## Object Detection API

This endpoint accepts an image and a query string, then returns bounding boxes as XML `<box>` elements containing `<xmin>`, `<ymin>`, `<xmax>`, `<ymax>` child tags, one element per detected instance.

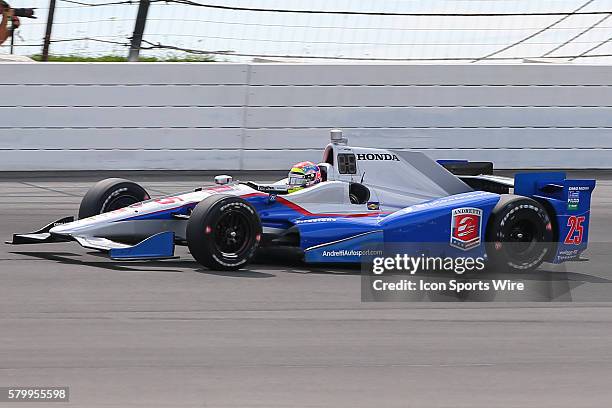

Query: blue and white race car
<box><xmin>8</xmin><ymin>130</ymin><xmax>595</xmax><ymax>272</ymax></box>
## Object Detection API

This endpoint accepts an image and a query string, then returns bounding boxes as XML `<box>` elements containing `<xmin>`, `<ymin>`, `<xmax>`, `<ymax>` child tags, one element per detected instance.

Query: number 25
<box><xmin>564</xmin><ymin>215</ymin><xmax>585</xmax><ymax>245</ymax></box>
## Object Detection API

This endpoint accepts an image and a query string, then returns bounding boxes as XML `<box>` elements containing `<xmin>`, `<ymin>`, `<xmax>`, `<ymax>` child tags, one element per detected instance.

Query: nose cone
<box><xmin>49</xmin><ymin>219</ymin><xmax>79</xmax><ymax>235</ymax></box>
<box><xmin>49</xmin><ymin>213</ymin><xmax>107</xmax><ymax>236</ymax></box>
<box><xmin>48</xmin><ymin>205</ymin><xmax>144</xmax><ymax>238</ymax></box>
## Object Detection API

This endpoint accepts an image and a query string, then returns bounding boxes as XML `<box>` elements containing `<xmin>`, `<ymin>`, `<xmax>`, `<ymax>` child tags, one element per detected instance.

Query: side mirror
<box><xmin>349</xmin><ymin>182</ymin><xmax>370</xmax><ymax>204</ymax></box>
<box><xmin>317</xmin><ymin>163</ymin><xmax>332</xmax><ymax>181</ymax></box>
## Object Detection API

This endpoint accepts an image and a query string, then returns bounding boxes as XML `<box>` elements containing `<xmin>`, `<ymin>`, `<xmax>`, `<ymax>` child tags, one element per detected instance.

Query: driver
<box><xmin>287</xmin><ymin>161</ymin><xmax>322</xmax><ymax>193</ymax></box>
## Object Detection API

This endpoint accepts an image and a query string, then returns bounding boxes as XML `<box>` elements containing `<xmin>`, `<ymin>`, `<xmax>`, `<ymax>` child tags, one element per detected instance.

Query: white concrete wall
<box><xmin>1</xmin><ymin>62</ymin><xmax>610</xmax><ymax>171</ymax></box>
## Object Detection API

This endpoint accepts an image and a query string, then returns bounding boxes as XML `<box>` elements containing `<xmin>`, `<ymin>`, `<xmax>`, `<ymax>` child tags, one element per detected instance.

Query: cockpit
<box><xmin>227</xmin><ymin>129</ymin><xmax>476</xmax><ymax>212</ymax></box>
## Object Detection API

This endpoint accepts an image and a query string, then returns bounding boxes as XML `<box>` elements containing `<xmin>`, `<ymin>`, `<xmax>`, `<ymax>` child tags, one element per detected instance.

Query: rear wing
<box><xmin>515</xmin><ymin>172</ymin><xmax>596</xmax><ymax>263</ymax></box>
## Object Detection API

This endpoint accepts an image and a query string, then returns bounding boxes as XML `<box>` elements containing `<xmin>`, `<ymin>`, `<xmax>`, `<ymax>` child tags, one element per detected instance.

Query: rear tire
<box><xmin>187</xmin><ymin>195</ymin><xmax>262</xmax><ymax>271</ymax></box>
<box><xmin>78</xmin><ymin>178</ymin><xmax>149</xmax><ymax>219</ymax></box>
<box><xmin>485</xmin><ymin>195</ymin><xmax>553</xmax><ymax>273</ymax></box>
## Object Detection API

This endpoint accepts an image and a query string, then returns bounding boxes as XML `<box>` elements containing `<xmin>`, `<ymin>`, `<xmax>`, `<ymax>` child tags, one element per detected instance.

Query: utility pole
<box><xmin>41</xmin><ymin>0</ymin><xmax>57</xmax><ymax>61</ymax></box>
<box><xmin>128</xmin><ymin>0</ymin><xmax>150</xmax><ymax>61</ymax></box>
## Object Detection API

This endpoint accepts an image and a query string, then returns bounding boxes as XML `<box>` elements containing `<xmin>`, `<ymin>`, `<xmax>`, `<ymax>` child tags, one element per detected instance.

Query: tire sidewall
<box><xmin>78</xmin><ymin>178</ymin><xmax>149</xmax><ymax>219</ymax></box>
<box><xmin>486</xmin><ymin>197</ymin><xmax>553</xmax><ymax>272</ymax></box>
<box><xmin>187</xmin><ymin>195</ymin><xmax>262</xmax><ymax>270</ymax></box>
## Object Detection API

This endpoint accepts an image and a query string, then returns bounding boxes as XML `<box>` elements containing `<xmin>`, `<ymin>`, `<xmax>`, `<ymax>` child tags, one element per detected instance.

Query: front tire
<box><xmin>187</xmin><ymin>195</ymin><xmax>262</xmax><ymax>271</ymax></box>
<box><xmin>78</xmin><ymin>178</ymin><xmax>149</xmax><ymax>219</ymax></box>
<box><xmin>485</xmin><ymin>195</ymin><xmax>553</xmax><ymax>273</ymax></box>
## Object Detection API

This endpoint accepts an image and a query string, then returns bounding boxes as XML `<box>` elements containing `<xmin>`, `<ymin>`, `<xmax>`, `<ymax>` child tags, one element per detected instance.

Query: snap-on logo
<box><xmin>356</xmin><ymin>153</ymin><xmax>400</xmax><ymax>161</ymax></box>
<box><xmin>450</xmin><ymin>207</ymin><xmax>482</xmax><ymax>251</ymax></box>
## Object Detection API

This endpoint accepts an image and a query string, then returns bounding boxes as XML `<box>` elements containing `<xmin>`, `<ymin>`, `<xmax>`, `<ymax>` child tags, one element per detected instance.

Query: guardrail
<box><xmin>0</xmin><ymin>63</ymin><xmax>610</xmax><ymax>170</ymax></box>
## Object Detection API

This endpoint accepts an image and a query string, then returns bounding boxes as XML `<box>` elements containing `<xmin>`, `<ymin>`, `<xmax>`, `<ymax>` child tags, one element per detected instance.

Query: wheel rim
<box><xmin>505</xmin><ymin>219</ymin><xmax>537</xmax><ymax>256</ymax></box>
<box><xmin>213</xmin><ymin>210</ymin><xmax>252</xmax><ymax>257</ymax></box>
<box><xmin>103</xmin><ymin>194</ymin><xmax>140</xmax><ymax>212</ymax></box>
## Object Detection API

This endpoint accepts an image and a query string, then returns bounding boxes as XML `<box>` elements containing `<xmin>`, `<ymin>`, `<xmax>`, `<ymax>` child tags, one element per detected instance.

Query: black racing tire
<box><xmin>186</xmin><ymin>195</ymin><xmax>262</xmax><ymax>271</ymax></box>
<box><xmin>78</xmin><ymin>178</ymin><xmax>150</xmax><ymax>219</ymax></box>
<box><xmin>485</xmin><ymin>195</ymin><xmax>553</xmax><ymax>273</ymax></box>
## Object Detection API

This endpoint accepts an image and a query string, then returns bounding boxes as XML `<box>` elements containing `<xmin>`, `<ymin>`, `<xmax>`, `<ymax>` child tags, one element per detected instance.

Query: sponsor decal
<box><xmin>367</xmin><ymin>202</ymin><xmax>380</xmax><ymax>210</ymax></box>
<box><xmin>154</xmin><ymin>196</ymin><xmax>185</xmax><ymax>205</ymax></box>
<box><xmin>567</xmin><ymin>190</ymin><xmax>580</xmax><ymax>211</ymax></box>
<box><xmin>356</xmin><ymin>153</ymin><xmax>400</xmax><ymax>161</ymax></box>
<box><xmin>205</xmin><ymin>185</ymin><xmax>234</xmax><ymax>193</ymax></box>
<box><xmin>257</xmin><ymin>185</ymin><xmax>288</xmax><ymax>193</ymax></box>
<box><xmin>450</xmin><ymin>207</ymin><xmax>482</xmax><ymax>251</ymax></box>
<box><xmin>322</xmin><ymin>249</ymin><xmax>382</xmax><ymax>257</ymax></box>
<box><xmin>557</xmin><ymin>248</ymin><xmax>579</xmax><ymax>258</ymax></box>
<box><xmin>295</xmin><ymin>217</ymin><xmax>337</xmax><ymax>224</ymax></box>
<box><xmin>268</xmin><ymin>194</ymin><xmax>277</xmax><ymax>203</ymax></box>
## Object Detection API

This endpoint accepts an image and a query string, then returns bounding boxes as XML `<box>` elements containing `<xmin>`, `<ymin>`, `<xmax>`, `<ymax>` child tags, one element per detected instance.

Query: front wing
<box><xmin>8</xmin><ymin>217</ymin><xmax>176</xmax><ymax>261</ymax></box>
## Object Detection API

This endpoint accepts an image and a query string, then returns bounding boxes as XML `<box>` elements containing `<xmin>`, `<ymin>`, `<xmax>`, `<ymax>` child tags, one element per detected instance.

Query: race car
<box><xmin>8</xmin><ymin>129</ymin><xmax>595</xmax><ymax>272</ymax></box>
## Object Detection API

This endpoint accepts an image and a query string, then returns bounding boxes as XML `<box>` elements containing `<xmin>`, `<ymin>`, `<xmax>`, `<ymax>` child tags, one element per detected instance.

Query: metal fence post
<box><xmin>41</xmin><ymin>0</ymin><xmax>57</xmax><ymax>61</ymax></box>
<box><xmin>128</xmin><ymin>0</ymin><xmax>150</xmax><ymax>61</ymax></box>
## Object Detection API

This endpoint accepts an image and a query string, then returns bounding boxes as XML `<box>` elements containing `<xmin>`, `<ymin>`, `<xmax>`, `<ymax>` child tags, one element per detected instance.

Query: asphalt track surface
<box><xmin>2</xmin><ymin>171</ymin><xmax>612</xmax><ymax>407</ymax></box>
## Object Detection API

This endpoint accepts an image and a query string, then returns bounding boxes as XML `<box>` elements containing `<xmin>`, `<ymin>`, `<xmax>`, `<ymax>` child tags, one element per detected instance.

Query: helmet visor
<box><xmin>288</xmin><ymin>173</ymin><xmax>306</xmax><ymax>186</ymax></box>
